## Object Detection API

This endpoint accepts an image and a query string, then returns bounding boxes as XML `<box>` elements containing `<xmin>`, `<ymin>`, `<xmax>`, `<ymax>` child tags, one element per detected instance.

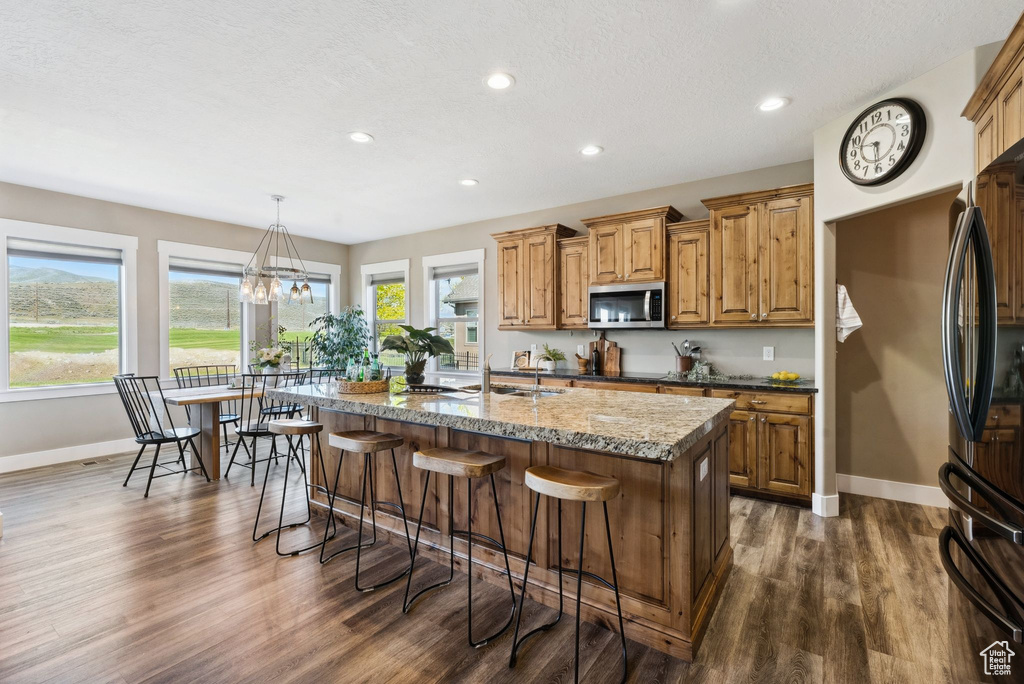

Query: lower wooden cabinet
<box><xmin>757</xmin><ymin>412</ymin><xmax>811</xmax><ymax>497</ymax></box>
<box><xmin>726</xmin><ymin>411</ymin><xmax>758</xmax><ymax>489</ymax></box>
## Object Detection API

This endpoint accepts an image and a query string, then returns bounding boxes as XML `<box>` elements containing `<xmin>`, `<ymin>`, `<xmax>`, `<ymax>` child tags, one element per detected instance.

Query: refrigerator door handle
<box><xmin>939</xmin><ymin>460</ymin><xmax>1024</xmax><ymax>544</ymax></box>
<box><xmin>939</xmin><ymin>525</ymin><xmax>1024</xmax><ymax>644</ymax></box>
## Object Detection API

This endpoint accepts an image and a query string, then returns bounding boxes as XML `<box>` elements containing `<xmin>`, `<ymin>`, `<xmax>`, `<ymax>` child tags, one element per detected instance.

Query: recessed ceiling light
<box><xmin>757</xmin><ymin>97</ymin><xmax>789</xmax><ymax>112</ymax></box>
<box><xmin>580</xmin><ymin>145</ymin><xmax>604</xmax><ymax>156</ymax></box>
<box><xmin>459</xmin><ymin>178</ymin><xmax>479</xmax><ymax>186</ymax></box>
<box><xmin>486</xmin><ymin>73</ymin><xmax>515</xmax><ymax>90</ymax></box>
<box><xmin>349</xmin><ymin>131</ymin><xmax>374</xmax><ymax>143</ymax></box>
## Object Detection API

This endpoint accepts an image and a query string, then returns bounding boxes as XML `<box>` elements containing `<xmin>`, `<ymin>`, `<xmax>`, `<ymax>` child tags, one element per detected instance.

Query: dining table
<box><xmin>163</xmin><ymin>385</ymin><xmax>263</xmax><ymax>480</ymax></box>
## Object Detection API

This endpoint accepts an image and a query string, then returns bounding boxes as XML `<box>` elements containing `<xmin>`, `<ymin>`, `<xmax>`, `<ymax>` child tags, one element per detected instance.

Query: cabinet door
<box><xmin>559</xmin><ymin>241</ymin><xmax>589</xmax><ymax>328</ymax></box>
<box><xmin>999</xmin><ymin>64</ymin><xmax>1024</xmax><ymax>155</ymax></box>
<box><xmin>522</xmin><ymin>233</ymin><xmax>556</xmax><ymax>327</ymax></box>
<box><xmin>590</xmin><ymin>224</ymin><xmax>624</xmax><ymax>284</ymax></box>
<box><xmin>710</xmin><ymin>205</ymin><xmax>760</xmax><ymax>324</ymax></box>
<box><xmin>622</xmin><ymin>218</ymin><xmax>665</xmax><ymax>282</ymax></box>
<box><xmin>726</xmin><ymin>410</ymin><xmax>758</xmax><ymax>488</ymax></box>
<box><xmin>759</xmin><ymin>196</ymin><xmax>813</xmax><ymax>323</ymax></box>
<box><xmin>667</xmin><ymin>227</ymin><xmax>709</xmax><ymax>327</ymax></box>
<box><xmin>977</xmin><ymin>99</ymin><xmax>999</xmax><ymax>173</ymax></box>
<box><xmin>496</xmin><ymin>238</ymin><xmax>523</xmax><ymax>327</ymax></box>
<box><xmin>757</xmin><ymin>412</ymin><xmax>811</xmax><ymax>497</ymax></box>
<box><xmin>573</xmin><ymin>380</ymin><xmax>658</xmax><ymax>393</ymax></box>
<box><xmin>976</xmin><ymin>169</ymin><xmax>1015</xmax><ymax>322</ymax></box>
<box><xmin>1017</xmin><ymin>195</ymin><xmax>1024</xmax><ymax>321</ymax></box>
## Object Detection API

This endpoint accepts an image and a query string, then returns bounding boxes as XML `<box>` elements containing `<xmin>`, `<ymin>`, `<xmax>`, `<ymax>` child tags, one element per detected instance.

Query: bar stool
<box><xmin>509</xmin><ymin>465</ymin><xmax>627</xmax><ymax>684</ymax></box>
<box><xmin>253</xmin><ymin>419</ymin><xmax>338</xmax><ymax>557</ymax></box>
<box><xmin>320</xmin><ymin>430</ymin><xmax>414</xmax><ymax>592</ymax></box>
<box><xmin>402</xmin><ymin>447</ymin><xmax>517</xmax><ymax>647</ymax></box>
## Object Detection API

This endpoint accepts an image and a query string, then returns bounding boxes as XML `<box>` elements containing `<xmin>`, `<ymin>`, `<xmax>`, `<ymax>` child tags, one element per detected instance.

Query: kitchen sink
<box><xmin>456</xmin><ymin>384</ymin><xmax>564</xmax><ymax>398</ymax></box>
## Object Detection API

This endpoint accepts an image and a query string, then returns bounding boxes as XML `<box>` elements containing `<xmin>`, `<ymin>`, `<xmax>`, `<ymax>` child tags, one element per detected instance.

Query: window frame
<box><xmin>0</xmin><ymin>219</ymin><xmax>138</xmax><ymax>402</ymax></box>
<box><xmin>361</xmin><ymin>259</ymin><xmax>410</xmax><ymax>368</ymax></box>
<box><xmin>422</xmin><ymin>249</ymin><xmax>485</xmax><ymax>376</ymax></box>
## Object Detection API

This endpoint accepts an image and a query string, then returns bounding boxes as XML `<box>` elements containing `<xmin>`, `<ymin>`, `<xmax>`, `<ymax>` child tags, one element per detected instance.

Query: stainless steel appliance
<box><xmin>941</xmin><ymin>139</ymin><xmax>1024</xmax><ymax>680</ymax></box>
<box><xmin>588</xmin><ymin>282</ymin><xmax>665</xmax><ymax>329</ymax></box>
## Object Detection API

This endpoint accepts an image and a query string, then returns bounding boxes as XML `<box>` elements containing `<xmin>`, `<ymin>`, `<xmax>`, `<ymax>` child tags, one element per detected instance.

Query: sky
<box><xmin>10</xmin><ymin>256</ymin><xmax>117</xmax><ymax>281</ymax></box>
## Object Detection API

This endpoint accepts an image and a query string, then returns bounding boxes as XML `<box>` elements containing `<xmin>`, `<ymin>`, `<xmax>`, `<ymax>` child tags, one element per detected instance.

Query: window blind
<box><xmin>7</xmin><ymin>237</ymin><xmax>123</xmax><ymax>265</ymax></box>
<box><xmin>168</xmin><ymin>255</ymin><xmax>243</xmax><ymax>278</ymax></box>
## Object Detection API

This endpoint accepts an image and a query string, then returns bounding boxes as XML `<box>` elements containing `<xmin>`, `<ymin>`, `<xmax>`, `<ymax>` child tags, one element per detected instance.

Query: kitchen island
<box><xmin>267</xmin><ymin>382</ymin><xmax>734</xmax><ymax>661</ymax></box>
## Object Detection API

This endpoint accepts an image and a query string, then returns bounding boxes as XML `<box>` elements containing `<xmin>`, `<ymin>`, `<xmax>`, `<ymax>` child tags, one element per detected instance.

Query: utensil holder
<box><xmin>676</xmin><ymin>356</ymin><xmax>693</xmax><ymax>373</ymax></box>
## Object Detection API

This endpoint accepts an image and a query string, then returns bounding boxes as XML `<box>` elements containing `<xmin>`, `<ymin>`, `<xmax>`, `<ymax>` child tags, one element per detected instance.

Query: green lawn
<box><xmin>169</xmin><ymin>327</ymin><xmax>241</xmax><ymax>350</ymax></box>
<box><xmin>9</xmin><ymin>325</ymin><xmax>119</xmax><ymax>353</ymax></box>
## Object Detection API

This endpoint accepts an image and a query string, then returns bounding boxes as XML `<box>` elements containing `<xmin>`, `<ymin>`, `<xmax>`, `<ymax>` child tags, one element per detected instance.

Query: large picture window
<box><xmin>167</xmin><ymin>257</ymin><xmax>244</xmax><ymax>375</ymax></box>
<box><xmin>276</xmin><ymin>273</ymin><xmax>330</xmax><ymax>367</ymax></box>
<box><xmin>371</xmin><ymin>276</ymin><xmax>407</xmax><ymax>368</ymax></box>
<box><xmin>434</xmin><ymin>268</ymin><xmax>480</xmax><ymax>371</ymax></box>
<box><xmin>7</xmin><ymin>238</ymin><xmax>125</xmax><ymax>389</ymax></box>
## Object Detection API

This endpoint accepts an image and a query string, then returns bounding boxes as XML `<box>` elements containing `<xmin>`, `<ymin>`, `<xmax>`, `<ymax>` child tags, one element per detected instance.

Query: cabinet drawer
<box><xmin>659</xmin><ymin>385</ymin><xmax>706</xmax><ymax>397</ymax></box>
<box><xmin>709</xmin><ymin>389</ymin><xmax>811</xmax><ymax>414</ymax></box>
<box><xmin>987</xmin><ymin>404</ymin><xmax>1021</xmax><ymax>427</ymax></box>
<box><xmin>574</xmin><ymin>380</ymin><xmax>658</xmax><ymax>393</ymax></box>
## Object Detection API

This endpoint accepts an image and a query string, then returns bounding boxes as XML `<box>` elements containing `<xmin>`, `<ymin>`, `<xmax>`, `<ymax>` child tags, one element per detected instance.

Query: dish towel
<box><xmin>836</xmin><ymin>284</ymin><xmax>863</xmax><ymax>343</ymax></box>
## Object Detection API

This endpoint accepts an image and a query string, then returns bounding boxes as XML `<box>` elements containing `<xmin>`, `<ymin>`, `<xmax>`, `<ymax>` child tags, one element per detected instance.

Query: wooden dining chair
<box><xmin>172</xmin><ymin>364</ymin><xmax>240</xmax><ymax>454</ymax></box>
<box><xmin>113</xmin><ymin>374</ymin><xmax>211</xmax><ymax>498</ymax></box>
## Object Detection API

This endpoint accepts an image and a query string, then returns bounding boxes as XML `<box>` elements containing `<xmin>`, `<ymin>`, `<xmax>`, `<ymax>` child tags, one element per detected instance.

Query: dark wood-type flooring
<box><xmin>0</xmin><ymin>446</ymin><xmax>969</xmax><ymax>682</ymax></box>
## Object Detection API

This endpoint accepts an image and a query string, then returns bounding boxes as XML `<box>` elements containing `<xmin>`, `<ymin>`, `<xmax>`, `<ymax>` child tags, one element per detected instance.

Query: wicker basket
<box><xmin>336</xmin><ymin>378</ymin><xmax>390</xmax><ymax>394</ymax></box>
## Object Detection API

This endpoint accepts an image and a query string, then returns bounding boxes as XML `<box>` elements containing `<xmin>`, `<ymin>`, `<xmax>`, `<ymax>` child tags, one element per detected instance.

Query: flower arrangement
<box><xmin>251</xmin><ymin>346</ymin><xmax>287</xmax><ymax>369</ymax></box>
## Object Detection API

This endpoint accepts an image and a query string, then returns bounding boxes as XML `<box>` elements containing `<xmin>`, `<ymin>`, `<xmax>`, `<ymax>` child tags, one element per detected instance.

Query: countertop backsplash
<box><xmin>488</xmin><ymin>327</ymin><xmax>815</xmax><ymax>379</ymax></box>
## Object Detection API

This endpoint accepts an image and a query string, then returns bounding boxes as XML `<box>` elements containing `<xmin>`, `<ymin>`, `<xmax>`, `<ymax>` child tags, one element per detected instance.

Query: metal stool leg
<box><xmin>466</xmin><ymin>473</ymin><xmax>517</xmax><ymax>647</ymax></box>
<box><xmin>320</xmin><ymin>450</ymin><xmax>378</xmax><ymax>564</ymax></box>
<box><xmin>225</xmin><ymin>436</ymin><xmax>243</xmax><ymax>477</ymax></box>
<box><xmin>354</xmin><ymin>450</ymin><xmax>412</xmax><ymax>592</ymax></box>
<box><xmin>403</xmin><ymin>472</ymin><xmax>456</xmax><ymax>612</ymax></box>
<box><xmin>573</xmin><ymin>502</ymin><xmax>587</xmax><ymax>684</ymax></box>
<box><xmin>143</xmin><ymin>443</ymin><xmax>162</xmax><ymax>498</ymax></box>
<box><xmin>510</xmin><ymin>495</ymin><xmax>565</xmax><ymax>667</ymax></box>
<box><xmin>187</xmin><ymin>437</ymin><xmax>211</xmax><ymax>482</ymax></box>
<box><xmin>604</xmin><ymin>501</ymin><xmax>628</xmax><ymax>684</ymax></box>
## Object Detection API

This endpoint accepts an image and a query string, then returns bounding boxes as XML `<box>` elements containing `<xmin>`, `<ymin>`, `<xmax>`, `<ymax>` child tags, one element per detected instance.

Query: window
<box><xmin>276</xmin><ymin>273</ymin><xmax>331</xmax><ymax>368</ymax></box>
<box><xmin>372</xmin><ymin>276</ymin><xmax>407</xmax><ymax>368</ymax></box>
<box><xmin>167</xmin><ymin>256</ymin><xmax>244</xmax><ymax>375</ymax></box>
<box><xmin>1</xmin><ymin>221</ymin><xmax>137</xmax><ymax>399</ymax></box>
<box><xmin>423</xmin><ymin>250</ymin><xmax>484</xmax><ymax>374</ymax></box>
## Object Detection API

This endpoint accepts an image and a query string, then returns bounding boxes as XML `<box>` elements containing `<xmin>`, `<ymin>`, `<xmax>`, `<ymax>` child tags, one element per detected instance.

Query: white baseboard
<box><xmin>812</xmin><ymin>492</ymin><xmax>840</xmax><ymax>517</ymax></box>
<box><xmin>837</xmin><ymin>473</ymin><xmax>948</xmax><ymax>508</ymax></box>
<box><xmin>0</xmin><ymin>438</ymin><xmax>137</xmax><ymax>475</ymax></box>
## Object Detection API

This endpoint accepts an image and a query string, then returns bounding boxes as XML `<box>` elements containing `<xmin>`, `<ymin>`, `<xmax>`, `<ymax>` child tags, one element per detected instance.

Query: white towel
<box><xmin>836</xmin><ymin>284</ymin><xmax>863</xmax><ymax>343</ymax></box>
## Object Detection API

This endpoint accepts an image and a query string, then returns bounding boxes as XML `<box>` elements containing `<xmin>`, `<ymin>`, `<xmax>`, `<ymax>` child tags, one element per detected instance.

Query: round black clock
<box><xmin>839</xmin><ymin>98</ymin><xmax>926</xmax><ymax>186</ymax></box>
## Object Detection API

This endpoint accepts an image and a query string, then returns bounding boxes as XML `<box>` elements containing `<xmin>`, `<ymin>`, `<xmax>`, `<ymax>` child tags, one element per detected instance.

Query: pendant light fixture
<box><xmin>239</xmin><ymin>195</ymin><xmax>313</xmax><ymax>305</ymax></box>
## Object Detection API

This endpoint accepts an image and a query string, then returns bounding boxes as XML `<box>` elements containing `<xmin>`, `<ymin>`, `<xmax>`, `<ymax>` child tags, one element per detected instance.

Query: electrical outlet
<box><xmin>763</xmin><ymin>346</ymin><xmax>775</xmax><ymax>361</ymax></box>
<box><xmin>699</xmin><ymin>457</ymin><xmax>709</xmax><ymax>481</ymax></box>
<box><xmin>530</xmin><ymin>343</ymin><xmax>538</xmax><ymax>354</ymax></box>
<box><xmin>577</xmin><ymin>344</ymin><xmax>586</xmax><ymax>357</ymax></box>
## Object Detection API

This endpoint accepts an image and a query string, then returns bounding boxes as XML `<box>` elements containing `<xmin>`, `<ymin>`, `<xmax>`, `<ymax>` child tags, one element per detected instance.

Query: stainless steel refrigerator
<box><xmin>941</xmin><ymin>139</ymin><xmax>1024</xmax><ymax>681</ymax></box>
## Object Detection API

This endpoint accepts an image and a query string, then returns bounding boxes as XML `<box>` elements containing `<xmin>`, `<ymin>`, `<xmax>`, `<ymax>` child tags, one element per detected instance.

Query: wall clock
<box><xmin>839</xmin><ymin>98</ymin><xmax>926</xmax><ymax>186</ymax></box>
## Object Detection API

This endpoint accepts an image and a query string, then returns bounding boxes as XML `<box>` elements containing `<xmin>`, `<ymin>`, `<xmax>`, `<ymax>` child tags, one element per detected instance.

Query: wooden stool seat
<box><xmin>268</xmin><ymin>419</ymin><xmax>323</xmax><ymax>436</ymax></box>
<box><xmin>329</xmin><ymin>430</ymin><xmax>404</xmax><ymax>454</ymax></box>
<box><xmin>524</xmin><ymin>465</ymin><xmax>620</xmax><ymax>502</ymax></box>
<box><xmin>413</xmin><ymin>447</ymin><xmax>506</xmax><ymax>479</ymax></box>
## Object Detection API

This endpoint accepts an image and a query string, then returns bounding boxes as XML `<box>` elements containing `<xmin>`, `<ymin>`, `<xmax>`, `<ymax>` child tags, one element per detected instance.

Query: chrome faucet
<box><xmin>482</xmin><ymin>353</ymin><xmax>493</xmax><ymax>394</ymax></box>
<box><xmin>534</xmin><ymin>365</ymin><xmax>541</xmax><ymax>393</ymax></box>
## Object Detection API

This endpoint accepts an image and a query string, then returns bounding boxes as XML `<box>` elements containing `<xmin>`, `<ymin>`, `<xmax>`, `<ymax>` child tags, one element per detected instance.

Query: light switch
<box><xmin>763</xmin><ymin>346</ymin><xmax>775</xmax><ymax>361</ymax></box>
<box><xmin>530</xmin><ymin>343</ymin><xmax>538</xmax><ymax>354</ymax></box>
<box><xmin>577</xmin><ymin>344</ymin><xmax>586</xmax><ymax>357</ymax></box>
<box><xmin>699</xmin><ymin>457</ymin><xmax>709</xmax><ymax>481</ymax></box>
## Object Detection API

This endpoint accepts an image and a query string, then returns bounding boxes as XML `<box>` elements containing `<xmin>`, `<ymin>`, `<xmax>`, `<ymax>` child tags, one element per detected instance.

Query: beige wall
<box><xmin>835</xmin><ymin>189</ymin><xmax>958</xmax><ymax>486</ymax></box>
<box><xmin>348</xmin><ymin>160</ymin><xmax>815</xmax><ymax>378</ymax></box>
<box><xmin>0</xmin><ymin>181</ymin><xmax>348</xmax><ymax>459</ymax></box>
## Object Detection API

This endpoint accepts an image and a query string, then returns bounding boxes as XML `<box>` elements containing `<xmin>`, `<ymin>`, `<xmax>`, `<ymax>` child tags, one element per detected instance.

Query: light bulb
<box><xmin>289</xmin><ymin>282</ymin><xmax>301</xmax><ymax>302</ymax></box>
<box><xmin>268</xmin><ymin>277</ymin><xmax>284</xmax><ymax>302</ymax></box>
<box><xmin>300</xmin><ymin>279</ymin><xmax>313</xmax><ymax>303</ymax></box>
<box><xmin>254</xmin><ymin>279</ymin><xmax>268</xmax><ymax>305</ymax></box>
<box><xmin>238</xmin><ymin>278</ymin><xmax>255</xmax><ymax>303</ymax></box>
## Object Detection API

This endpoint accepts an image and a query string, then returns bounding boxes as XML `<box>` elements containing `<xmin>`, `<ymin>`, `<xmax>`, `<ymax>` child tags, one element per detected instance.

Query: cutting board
<box><xmin>588</xmin><ymin>334</ymin><xmax>621</xmax><ymax>375</ymax></box>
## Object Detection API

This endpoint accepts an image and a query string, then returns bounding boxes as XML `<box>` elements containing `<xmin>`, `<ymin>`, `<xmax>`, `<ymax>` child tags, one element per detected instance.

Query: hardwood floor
<box><xmin>0</xmin><ymin>448</ymin><xmax>967</xmax><ymax>683</ymax></box>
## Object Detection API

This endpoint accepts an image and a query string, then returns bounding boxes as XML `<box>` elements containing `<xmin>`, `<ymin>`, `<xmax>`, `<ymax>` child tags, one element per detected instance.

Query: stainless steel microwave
<box><xmin>588</xmin><ymin>282</ymin><xmax>665</xmax><ymax>329</ymax></box>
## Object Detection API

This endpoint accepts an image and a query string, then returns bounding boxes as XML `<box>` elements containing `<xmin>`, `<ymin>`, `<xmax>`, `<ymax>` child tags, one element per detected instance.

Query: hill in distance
<box><xmin>9</xmin><ymin>265</ymin><xmax>113</xmax><ymax>284</ymax></box>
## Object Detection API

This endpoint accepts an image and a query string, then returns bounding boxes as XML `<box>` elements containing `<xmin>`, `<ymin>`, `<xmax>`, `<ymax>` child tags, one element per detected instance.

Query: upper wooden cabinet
<box><xmin>581</xmin><ymin>206</ymin><xmax>683</xmax><ymax>284</ymax></box>
<box><xmin>964</xmin><ymin>13</ymin><xmax>1024</xmax><ymax>171</ymax></box>
<box><xmin>702</xmin><ymin>184</ymin><xmax>814</xmax><ymax>326</ymax></box>
<box><xmin>558</xmin><ymin>237</ymin><xmax>589</xmax><ymax>329</ymax></box>
<box><xmin>492</xmin><ymin>224</ymin><xmax>575</xmax><ymax>330</ymax></box>
<box><xmin>666</xmin><ymin>219</ymin><xmax>710</xmax><ymax>327</ymax></box>
<box><xmin>976</xmin><ymin>166</ymin><xmax>1016</xmax><ymax>323</ymax></box>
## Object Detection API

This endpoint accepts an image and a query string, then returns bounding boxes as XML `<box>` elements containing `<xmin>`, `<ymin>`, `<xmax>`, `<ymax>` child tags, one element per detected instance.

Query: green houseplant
<box><xmin>380</xmin><ymin>325</ymin><xmax>454</xmax><ymax>384</ymax></box>
<box><xmin>536</xmin><ymin>343</ymin><xmax>566</xmax><ymax>371</ymax></box>
<box><xmin>308</xmin><ymin>307</ymin><xmax>370</xmax><ymax>370</ymax></box>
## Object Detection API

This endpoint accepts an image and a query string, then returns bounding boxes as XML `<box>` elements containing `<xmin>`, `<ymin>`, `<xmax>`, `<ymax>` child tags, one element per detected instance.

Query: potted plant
<box><xmin>308</xmin><ymin>307</ymin><xmax>370</xmax><ymax>370</ymax></box>
<box><xmin>381</xmin><ymin>325</ymin><xmax>455</xmax><ymax>384</ymax></box>
<box><xmin>536</xmin><ymin>343</ymin><xmax>566</xmax><ymax>371</ymax></box>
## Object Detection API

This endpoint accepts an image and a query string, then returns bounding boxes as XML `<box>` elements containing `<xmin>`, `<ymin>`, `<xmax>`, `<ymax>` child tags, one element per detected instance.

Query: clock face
<box><xmin>840</xmin><ymin>98</ymin><xmax>926</xmax><ymax>186</ymax></box>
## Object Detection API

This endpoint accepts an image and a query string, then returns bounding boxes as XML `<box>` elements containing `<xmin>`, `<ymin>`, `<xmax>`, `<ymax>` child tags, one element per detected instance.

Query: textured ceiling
<box><xmin>0</xmin><ymin>1</ymin><xmax>1017</xmax><ymax>243</ymax></box>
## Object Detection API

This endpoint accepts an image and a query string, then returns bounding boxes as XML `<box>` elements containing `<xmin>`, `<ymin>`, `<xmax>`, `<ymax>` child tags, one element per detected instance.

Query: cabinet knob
<box><xmin>761</xmin><ymin>417</ymin><xmax>767</xmax><ymax>423</ymax></box>
<box><xmin>761</xmin><ymin>313</ymin><xmax>768</xmax><ymax>319</ymax></box>
<box><xmin>672</xmin><ymin>315</ymin><xmax>677</xmax><ymax>320</ymax></box>
<box><xmin>749</xmin><ymin>416</ymin><xmax>755</xmax><ymax>421</ymax></box>
<box><xmin>750</xmin><ymin>314</ymin><xmax>757</xmax><ymax>320</ymax></box>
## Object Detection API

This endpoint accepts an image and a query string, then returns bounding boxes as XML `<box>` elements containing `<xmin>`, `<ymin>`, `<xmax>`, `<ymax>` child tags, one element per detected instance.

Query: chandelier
<box><xmin>239</xmin><ymin>195</ymin><xmax>312</xmax><ymax>305</ymax></box>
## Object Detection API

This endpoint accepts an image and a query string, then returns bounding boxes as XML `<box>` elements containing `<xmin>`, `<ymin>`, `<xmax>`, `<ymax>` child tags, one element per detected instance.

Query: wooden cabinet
<box><xmin>710</xmin><ymin>388</ymin><xmax>814</xmax><ymax>504</ymax></box>
<box><xmin>703</xmin><ymin>184</ymin><xmax>814</xmax><ymax>327</ymax></box>
<box><xmin>582</xmin><ymin>206</ymin><xmax>683</xmax><ymax>284</ymax></box>
<box><xmin>666</xmin><ymin>220</ymin><xmax>710</xmax><ymax>327</ymax></box>
<box><xmin>574</xmin><ymin>380</ymin><xmax>658</xmax><ymax>393</ymax></box>
<box><xmin>492</xmin><ymin>224</ymin><xmax>575</xmax><ymax>330</ymax></box>
<box><xmin>965</xmin><ymin>15</ymin><xmax>1024</xmax><ymax>169</ymax></box>
<box><xmin>976</xmin><ymin>166</ymin><xmax>1017</xmax><ymax>322</ymax></box>
<box><xmin>558</xmin><ymin>237</ymin><xmax>589</xmax><ymax>329</ymax></box>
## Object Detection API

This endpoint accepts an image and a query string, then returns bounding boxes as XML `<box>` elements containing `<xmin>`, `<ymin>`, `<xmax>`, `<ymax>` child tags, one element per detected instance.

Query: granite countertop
<box><xmin>491</xmin><ymin>368</ymin><xmax>818</xmax><ymax>394</ymax></box>
<box><xmin>267</xmin><ymin>383</ymin><xmax>735</xmax><ymax>462</ymax></box>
